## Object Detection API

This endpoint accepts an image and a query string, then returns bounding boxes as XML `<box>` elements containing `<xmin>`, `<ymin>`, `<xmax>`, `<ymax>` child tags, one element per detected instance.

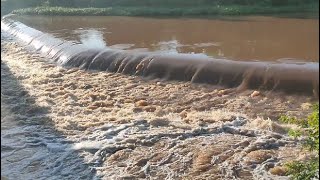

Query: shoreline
<box><xmin>9</xmin><ymin>5</ymin><xmax>319</xmax><ymax>17</ymax></box>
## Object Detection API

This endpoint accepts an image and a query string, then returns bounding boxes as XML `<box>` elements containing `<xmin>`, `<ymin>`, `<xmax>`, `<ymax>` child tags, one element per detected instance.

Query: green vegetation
<box><xmin>10</xmin><ymin>5</ymin><xmax>318</xmax><ymax>16</ymax></box>
<box><xmin>280</xmin><ymin>103</ymin><xmax>319</xmax><ymax>180</ymax></box>
<box><xmin>1</xmin><ymin>0</ymin><xmax>319</xmax><ymax>17</ymax></box>
<box><xmin>286</xmin><ymin>159</ymin><xmax>319</xmax><ymax>180</ymax></box>
<box><xmin>3</xmin><ymin>0</ymin><xmax>319</xmax><ymax>8</ymax></box>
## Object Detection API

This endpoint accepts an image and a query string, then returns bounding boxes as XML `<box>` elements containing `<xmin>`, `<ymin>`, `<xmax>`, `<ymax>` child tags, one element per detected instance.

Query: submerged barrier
<box><xmin>1</xmin><ymin>16</ymin><xmax>319</xmax><ymax>97</ymax></box>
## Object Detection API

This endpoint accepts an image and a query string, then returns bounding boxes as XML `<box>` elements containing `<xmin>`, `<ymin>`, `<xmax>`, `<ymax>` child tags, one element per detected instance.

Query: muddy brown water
<box><xmin>16</xmin><ymin>15</ymin><xmax>319</xmax><ymax>63</ymax></box>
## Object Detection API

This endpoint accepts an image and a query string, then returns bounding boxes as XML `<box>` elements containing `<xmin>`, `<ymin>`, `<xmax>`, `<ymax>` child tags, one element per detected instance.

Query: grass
<box><xmin>286</xmin><ymin>159</ymin><xmax>319</xmax><ymax>180</ymax></box>
<box><xmin>280</xmin><ymin>103</ymin><xmax>319</xmax><ymax>180</ymax></box>
<box><xmin>11</xmin><ymin>4</ymin><xmax>319</xmax><ymax>17</ymax></box>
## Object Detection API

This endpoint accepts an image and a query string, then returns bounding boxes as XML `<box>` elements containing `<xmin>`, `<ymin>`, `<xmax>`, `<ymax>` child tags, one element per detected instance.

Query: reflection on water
<box><xmin>156</xmin><ymin>39</ymin><xmax>180</xmax><ymax>54</ymax></box>
<box><xmin>73</xmin><ymin>28</ymin><xmax>107</xmax><ymax>48</ymax></box>
<box><xmin>17</xmin><ymin>15</ymin><xmax>319</xmax><ymax>62</ymax></box>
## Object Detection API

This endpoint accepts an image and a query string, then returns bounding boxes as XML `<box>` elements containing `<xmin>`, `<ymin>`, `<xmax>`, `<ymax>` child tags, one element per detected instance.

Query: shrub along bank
<box><xmin>1</xmin><ymin>0</ymin><xmax>319</xmax><ymax>16</ymax></box>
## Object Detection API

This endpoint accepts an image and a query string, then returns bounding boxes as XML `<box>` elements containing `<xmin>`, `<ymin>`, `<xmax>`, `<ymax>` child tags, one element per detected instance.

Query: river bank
<box><xmin>9</xmin><ymin>5</ymin><xmax>319</xmax><ymax>17</ymax></box>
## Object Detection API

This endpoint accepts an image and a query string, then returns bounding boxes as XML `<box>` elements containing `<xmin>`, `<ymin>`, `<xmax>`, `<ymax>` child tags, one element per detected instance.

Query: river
<box><xmin>16</xmin><ymin>15</ymin><xmax>319</xmax><ymax>62</ymax></box>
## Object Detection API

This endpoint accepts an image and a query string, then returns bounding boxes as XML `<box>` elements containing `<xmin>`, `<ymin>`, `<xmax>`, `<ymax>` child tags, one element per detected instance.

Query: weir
<box><xmin>1</xmin><ymin>16</ymin><xmax>319</xmax><ymax>97</ymax></box>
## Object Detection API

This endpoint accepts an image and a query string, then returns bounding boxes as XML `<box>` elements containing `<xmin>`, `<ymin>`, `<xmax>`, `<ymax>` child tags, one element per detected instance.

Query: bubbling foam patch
<box><xmin>2</xmin><ymin>16</ymin><xmax>319</xmax><ymax>97</ymax></box>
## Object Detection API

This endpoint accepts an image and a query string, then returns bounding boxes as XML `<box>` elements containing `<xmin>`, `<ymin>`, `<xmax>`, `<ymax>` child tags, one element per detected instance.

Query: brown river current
<box><xmin>1</xmin><ymin>15</ymin><xmax>319</xmax><ymax>180</ymax></box>
<box><xmin>16</xmin><ymin>15</ymin><xmax>319</xmax><ymax>62</ymax></box>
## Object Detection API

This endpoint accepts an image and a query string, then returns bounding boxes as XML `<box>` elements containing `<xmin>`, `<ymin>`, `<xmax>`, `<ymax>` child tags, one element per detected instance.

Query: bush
<box><xmin>4</xmin><ymin>0</ymin><xmax>320</xmax><ymax>9</ymax></box>
<box><xmin>11</xmin><ymin>4</ymin><xmax>319</xmax><ymax>17</ymax></box>
<box><xmin>280</xmin><ymin>103</ymin><xmax>319</xmax><ymax>180</ymax></box>
<box><xmin>286</xmin><ymin>159</ymin><xmax>319</xmax><ymax>180</ymax></box>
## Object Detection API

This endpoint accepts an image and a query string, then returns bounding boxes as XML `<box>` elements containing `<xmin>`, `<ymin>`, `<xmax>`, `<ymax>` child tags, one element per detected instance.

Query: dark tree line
<box><xmin>2</xmin><ymin>0</ymin><xmax>319</xmax><ymax>9</ymax></box>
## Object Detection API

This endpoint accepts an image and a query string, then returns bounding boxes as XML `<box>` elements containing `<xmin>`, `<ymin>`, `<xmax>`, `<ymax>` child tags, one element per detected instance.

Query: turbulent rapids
<box><xmin>1</xmin><ymin>16</ymin><xmax>319</xmax><ymax>97</ymax></box>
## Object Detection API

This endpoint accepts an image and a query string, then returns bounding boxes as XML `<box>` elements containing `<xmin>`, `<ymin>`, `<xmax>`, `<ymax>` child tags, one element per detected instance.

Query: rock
<box><xmin>66</xmin><ymin>68</ymin><xmax>78</xmax><ymax>74</ymax></box>
<box><xmin>82</xmin><ymin>84</ymin><xmax>93</xmax><ymax>90</ymax></box>
<box><xmin>218</xmin><ymin>89</ymin><xmax>226</xmax><ymax>95</ymax></box>
<box><xmin>250</xmin><ymin>91</ymin><xmax>260</xmax><ymax>98</ymax></box>
<box><xmin>117</xmin><ymin>162</ymin><xmax>127</xmax><ymax>167</ymax></box>
<box><xmin>183</xmin><ymin>118</ymin><xmax>192</xmax><ymax>124</ymax></box>
<box><xmin>92</xmin><ymin>101</ymin><xmax>113</xmax><ymax>107</ymax></box>
<box><xmin>156</xmin><ymin>82</ymin><xmax>164</xmax><ymax>86</ymax></box>
<box><xmin>301</xmin><ymin>102</ymin><xmax>312</xmax><ymax>110</ymax></box>
<box><xmin>100</xmin><ymin>108</ymin><xmax>112</xmax><ymax>113</ymax></box>
<box><xmin>88</xmin><ymin>93</ymin><xmax>98</xmax><ymax>101</ymax></box>
<box><xmin>149</xmin><ymin>85</ymin><xmax>156</xmax><ymax>90</ymax></box>
<box><xmin>124</xmin><ymin>99</ymin><xmax>133</xmax><ymax>103</ymax></box>
<box><xmin>149</xmin><ymin>118</ymin><xmax>170</xmax><ymax>127</ymax></box>
<box><xmin>45</xmin><ymin>87</ymin><xmax>56</xmax><ymax>91</ymax></box>
<box><xmin>47</xmin><ymin>73</ymin><xmax>63</xmax><ymax>78</ymax></box>
<box><xmin>136</xmin><ymin>172</ymin><xmax>146</xmax><ymax>178</ymax></box>
<box><xmin>218</xmin><ymin>89</ymin><xmax>232</xmax><ymax>96</ymax></box>
<box><xmin>154</xmin><ymin>108</ymin><xmax>166</xmax><ymax>117</ymax></box>
<box><xmin>58</xmin><ymin>68</ymin><xmax>66</xmax><ymax>72</ymax></box>
<box><xmin>133</xmin><ymin>107</ymin><xmax>143</xmax><ymax>113</ymax></box>
<box><xmin>87</xmin><ymin>105</ymin><xmax>98</xmax><ymax>110</ymax></box>
<box><xmin>212</xmin><ymin>89</ymin><xmax>219</xmax><ymax>94</ymax></box>
<box><xmin>55</xmin><ymin>90</ymin><xmax>67</xmax><ymax>96</ymax></box>
<box><xmin>180</xmin><ymin>110</ymin><xmax>188</xmax><ymax>119</ymax></box>
<box><xmin>124</xmin><ymin>84</ymin><xmax>136</xmax><ymax>89</ymax></box>
<box><xmin>134</xmin><ymin>158</ymin><xmax>148</xmax><ymax>167</ymax></box>
<box><xmin>245</xmin><ymin>150</ymin><xmax>273</xmax><ymax>165</ymax></box>
<box><xmin>269</xmin><ymin>166</ymin><xmax>288</xmax><ymax>176</ymax></box>
<box><xmin>119</xmin><ymin>175</ymin><xmax>136</xmax><ymax>179</ymax></box>
<box><xmin>108</xmin><ymin>92</ymin><xmax>116</xmax><ymax>97</ymax></box>
<box><xmin>63</xmin><ymin>82</ymin><xmax>77</xmax><ymax>89</ymax></box>
<box><xmin>135</xmin><ymin>100</ymin><xmax>148</xmax><ymax>107</ymax></box>
<box><xmin>143</xmin><ymin>106</ymin><xmax>157</xmax><ymax>112</ymax></box>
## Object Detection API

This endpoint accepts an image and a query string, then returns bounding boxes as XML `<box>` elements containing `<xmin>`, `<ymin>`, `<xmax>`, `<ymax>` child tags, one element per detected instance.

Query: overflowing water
<box><xmin>2</xmin><ymin>16</ymin><xmax>318</xmax><ymax>95</ymax></box>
